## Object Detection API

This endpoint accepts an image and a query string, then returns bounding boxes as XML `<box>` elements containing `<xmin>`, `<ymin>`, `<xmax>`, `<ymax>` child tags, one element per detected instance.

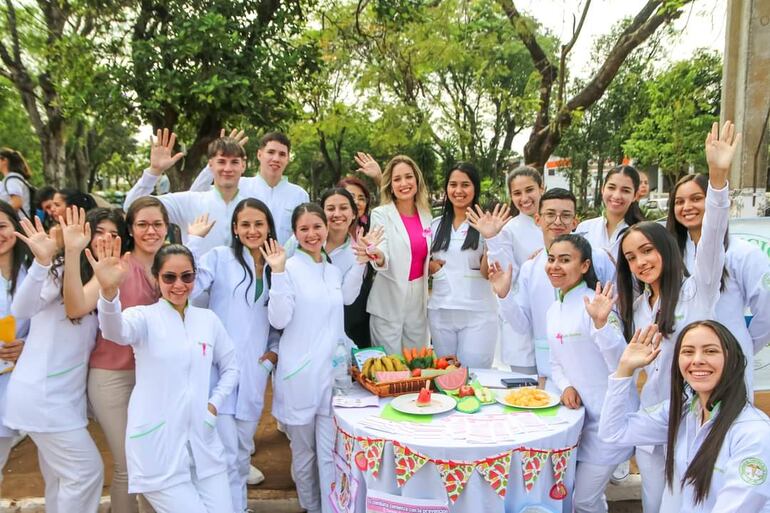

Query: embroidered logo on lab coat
<box><xmin>739</xmin><ymin>457</ymin><xmax>767</xmax><ymax>485</ymax></box>
<box><xmin>607</xmin><ymin>313</ymin><xmax>621</xmax><ymax>330</ymax></box>
<box><xmin>762</xmin><ymin>272</ymin><xmax>770</xmax><ymax>292</ymax></box>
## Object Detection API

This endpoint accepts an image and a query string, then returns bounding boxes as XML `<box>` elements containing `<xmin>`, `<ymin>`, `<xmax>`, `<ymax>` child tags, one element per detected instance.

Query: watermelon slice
<box><xmin>433</xmin><ymin>367</ymin><xmax>468</xmax><ymax>394</ymax></box>
<box><xmin>375</xmin><ymin>370</ymin><xmax>411</xmax><ymax>383</ymax></box>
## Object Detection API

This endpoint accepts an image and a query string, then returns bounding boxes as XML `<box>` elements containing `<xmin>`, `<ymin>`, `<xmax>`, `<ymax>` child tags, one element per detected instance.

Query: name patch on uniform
<box><xmin>739</xmin><ymin>457</ymin><xmax>767</xmax><ymax>485</ymax></box>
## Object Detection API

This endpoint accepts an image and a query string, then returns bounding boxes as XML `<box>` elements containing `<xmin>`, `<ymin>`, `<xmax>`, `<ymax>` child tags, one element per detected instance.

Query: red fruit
<box><xmin>550</xmin><ymin>482</ymin><xmax>568</xmax><ymax>500</ymax></box>
<box><xmin>412</xmin><ymin>368</ymin><xmax>422</xmax><ymax>377</ymax></box>
<box><xmin>416</xmin><ymin>388</ymin><xmax>432</xmax><ymax>406</ymax></box>
<box><xmin>436</xmin><ymin>357</ymin><xmax>448</xmax><ymax>370</ymax></box>
<box><xmin>354</xmin><ymin>451</ymin><xmax>368</xmax><ymax>471</ymax></box>
<box><xmin>458</xmin><ymin>385</ymin><xmax>474</xmax><ymax>397</ymax></box>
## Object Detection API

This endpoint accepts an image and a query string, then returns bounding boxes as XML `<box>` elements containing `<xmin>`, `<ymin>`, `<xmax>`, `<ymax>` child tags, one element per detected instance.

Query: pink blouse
<box><xmin>89</xmin><ymin>254</ymin><xmax>159</xmax><ymax>370</ymax></box>
<box><xmin>400</xmin><ymin>212</ymin><xmax>428</xmax><ymax>281</ymax></box>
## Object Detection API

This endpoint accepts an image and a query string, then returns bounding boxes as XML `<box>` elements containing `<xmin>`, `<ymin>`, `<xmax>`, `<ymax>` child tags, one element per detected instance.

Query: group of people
<box><xmin>0</xmin><ymin>120</ymin><xmax>767</xmax><ymax>513</ymax></box>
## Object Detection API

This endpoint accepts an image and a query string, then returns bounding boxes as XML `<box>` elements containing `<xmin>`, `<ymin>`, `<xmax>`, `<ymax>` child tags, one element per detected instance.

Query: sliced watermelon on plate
<box><xmin>433</xmin><ymin>367</ymin><xmax>468</xmax><ymax>394</ymax></box>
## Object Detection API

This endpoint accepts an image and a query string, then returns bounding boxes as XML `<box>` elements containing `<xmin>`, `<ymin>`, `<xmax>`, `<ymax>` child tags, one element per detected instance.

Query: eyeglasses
<box><xmin>541</xmin><ymin>212</ymin><xmax>575</xmax><ymax>224</ymax></box>
<box><xmin>133</xmin><ymin>221</ymin><xmax>166</xmax><ymax>232</ymax></box>
<box><xmin>160</xmin><ymin>271</ymin><xmax>196</xmax><ymax>285</ymax></box>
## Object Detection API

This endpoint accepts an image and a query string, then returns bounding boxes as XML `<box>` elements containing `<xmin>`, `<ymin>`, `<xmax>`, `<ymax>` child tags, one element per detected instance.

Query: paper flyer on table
<box><xmin>366</xmin><ymin>489</ymin><xmax>449</xmax><ymax>513</ymax></box>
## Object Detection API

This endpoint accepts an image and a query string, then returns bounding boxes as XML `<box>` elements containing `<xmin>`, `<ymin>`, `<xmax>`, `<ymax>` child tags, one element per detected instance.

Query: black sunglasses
<box><xmin>160</xmin><ymin>271</ymin><xmax>196</xmax><ymax>285</ymax></box>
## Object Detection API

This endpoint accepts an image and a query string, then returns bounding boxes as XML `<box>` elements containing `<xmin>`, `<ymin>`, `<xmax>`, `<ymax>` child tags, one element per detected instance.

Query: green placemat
<box><xmin>380</xmin><ymin>403</ymin><xmax>433</xmax><ymax>423</ymax></box>
<box><xmin>503</xmin><ymin>405</ymin><xmax>560</xmax><ymax>417</ymax></box>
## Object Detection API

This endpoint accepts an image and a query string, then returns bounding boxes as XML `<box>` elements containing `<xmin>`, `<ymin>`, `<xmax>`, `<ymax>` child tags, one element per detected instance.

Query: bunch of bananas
<box><xmin>362</xmin><ymin>355</ymin><xmax>408</xmax><ymax>379</ymax></box>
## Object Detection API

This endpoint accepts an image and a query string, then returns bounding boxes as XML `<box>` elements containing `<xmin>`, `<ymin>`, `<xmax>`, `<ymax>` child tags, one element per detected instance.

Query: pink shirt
<box><xmin>400</xmin><ymin>212</ymin><xmax>428</xmax><ymax>281</ymax></box>
<box><xmin>89</xmin><ymin>254</ymin><xmax>159</xmax><ymax>370</ymax></box>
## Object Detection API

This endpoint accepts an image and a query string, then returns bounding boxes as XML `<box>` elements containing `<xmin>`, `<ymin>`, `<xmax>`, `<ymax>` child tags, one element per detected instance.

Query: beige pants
<box><xmin>88</xmin><ymin>368</ymin><xmax>155</xmax><ymax>513</ymax></box>
<box><xmin>369</xmin><ymin>277</ymin><xmax>429</xmax><ymax>355</ymax></box>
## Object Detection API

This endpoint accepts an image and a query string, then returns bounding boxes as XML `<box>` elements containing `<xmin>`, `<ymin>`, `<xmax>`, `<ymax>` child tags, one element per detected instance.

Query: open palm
<box><xmin>705</xmin><ymin>121</ymin><xmax>741</xmax><ymax>173</ymax></box>
<box><xmin>60</xmin><ymin>206</ymin><xmax>92</xmax><ymax>253</ymax></box>
<box><xmin>488</xmin><ymin>261</ymin><xmax>513</xmax><ymax>298</ymax></box>
<box><xmin>354</xmin><ymin>152</ymin><xmax>382</xmax><ymax>182</ymax></box>
<box><xmin>619</xmin><ymin>325</ymin><xmax>663</xmax><ymax>373</ymax></box>
<box><xmin>466</xmin><ymin>204</ymin><xmax>510</xmax><ymax>239</ymax></box>
<box><xmin>259</xmin><ymin>239</ymin><xmax>286</xmax><ymax>273</ymax></box>
<box><xmin>17</xmin><ymin>217</ymin><xmax>58</xmax><ymax>266</ymax></box>
<box><xmin>583</xmin><ymin>281</ymin><xmax>616</xmax><ymax>328</ymax></box>
<box><xmin>149</xmin><ymin>128</ymin><xmax>185</xmax><ymax>175</ymax></box>
<box><xmin>85</xmin><ymin>235</ymin><xmax>127</xmax><ymax>292</ymax></box>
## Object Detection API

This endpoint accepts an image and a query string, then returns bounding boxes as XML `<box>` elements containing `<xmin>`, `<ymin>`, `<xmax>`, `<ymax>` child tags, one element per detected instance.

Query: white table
<box><xmin>332</xmin><ymin>369</ymin><xmax>585</xmax><ymax>513</ymax></box>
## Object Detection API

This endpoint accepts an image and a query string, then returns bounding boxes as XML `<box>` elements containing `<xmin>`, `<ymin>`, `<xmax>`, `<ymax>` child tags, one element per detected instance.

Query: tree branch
<box><xmin>4</xmin><ymin>0</ymin><xmax>23</xmax><ymax>65</ymax></box>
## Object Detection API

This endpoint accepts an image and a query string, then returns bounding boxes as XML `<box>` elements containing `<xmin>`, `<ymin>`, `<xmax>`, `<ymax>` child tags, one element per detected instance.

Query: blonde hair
<box><xmin>379</xmin><ymin>155</ymin><xmax>430</xmax><ymax>212</ymax></box>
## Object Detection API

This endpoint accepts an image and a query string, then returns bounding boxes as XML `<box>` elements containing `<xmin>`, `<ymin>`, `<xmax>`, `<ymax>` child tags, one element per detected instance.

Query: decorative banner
<box><xmin>342</xmin><ymin>430</ymin><xmax>355</xmax><ymax>465</ymax></box>
<box><xmin>393</xmin><ymin>443</ymin><xmax>429</xmax><ymax>487</ymax></box>
<box><xmin>521</xmin><ymin>449</ymin><xmax>550</xmax><ymax>492</ymax></box>
<box><xmin>549</xmin><ymin>448</ymin><xmax>572</xmax><ymax>500</ymax></box>
<box><xmin>359</xmin><ymin>438</ymin><xmax>386</xmax><ymax>478</ymax></box>
<box><xmin>436</xmin><ymin>462</ymin><xmax>476</xmax><ymax>503</ymax></box>
<box><xmin>476</xmin><ymin>452</ymin><xmax>512</xmax><ymax>499</ymax></box>
<box><xmin>366</xmin><ymin>489</ymin><xmax>449</xmax><ymax>513</ymax></box>
<box><xmin>331</xmin><ymin>452</ymin><xmax>360</xmax><ymax>513</ymax></box>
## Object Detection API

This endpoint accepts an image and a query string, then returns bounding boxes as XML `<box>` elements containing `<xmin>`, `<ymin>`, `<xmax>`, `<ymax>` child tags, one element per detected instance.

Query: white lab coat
<box><xmin>497</xmin><ymin>248</ymin><xmax>616</xmax><ymax>378</ymax></box>
<box><xmin>545</xmin><ymin>282</ymin><xmax>634</xmax><ymax>465</ymax></box>
<box><xmin>4</xmin><ymin>261</ymin><xmax>97</xmax><ymax>432</ymax></box>
<box><xmin>576</xmin><ymin>215</ymin><xmax>629</xmax><ymax>261</ymax></box>
<box><xmin>269</xmin><ymin>251</ymin><xmax>363</xmax><ymax>426</ymax></box>
<box><xmin>188</xmin><ymin>240</ymin><xmax>278</xmax><ymax>422</ymax></box>
<box><xmin>684</xmin><ymin>235</ymin><xmax>770</xmax><ymax>389</ymax></box>
<box><xmin>190</xmin><ymin>167</ymin><xmax>309</xmax><ymax>244</ymax></box>
<box><xmin>284</xmin><ymin>234</ymin><xmax>360</xmax><ymax>283</ymax></box>
<box><xmin>428</xmin><ymin>218</ymin><xmax>496</xmax><ymax>312</ymax></box>
<box><xmin>600</xmin><ymin>375</ymin><xmax>770</xmax><ymax>512</ymax></box>
<box><xmin>124</xmin><ymin>169</ymin><xmax>248</xmax><ymax>253</ymax></box>
<box><xmin>97</xmin><ymin>294</ymin><xmax>239</xmax><ymax>493</ymax></box>
<box><xmin>366</xmin><ymin>203</ymin><xmax>432</xmax><ymax>323</ymax></box>
<box><xmin>0</xmin><ymin>268</ymin><xmax>29</xmax><ymax>438</ymax></box>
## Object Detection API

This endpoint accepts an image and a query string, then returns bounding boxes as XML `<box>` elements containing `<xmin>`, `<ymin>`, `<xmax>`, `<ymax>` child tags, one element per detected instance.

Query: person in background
<box><xmin>428</xmin><ymin>162</ymin><xmax>496</xmax><ymax>368</ymax></box>
<box><xmin>34</xmin><ymin>186</ymin><xmax>57</xmax><ymax>226</ymax></box>
<box><xmin>637</xmin><ymin>170</ymin><xmax>650</xmax><ymax>204</ymax></box>
<box><xmin>363</xmin><ymin>156</ymin><xmax>432</xmax><ymax>355</ymax></box>
<box><xmin>0</xmin><ymin>148</ymin><xmax>34</xmax><ymax>219</ymax></box>
<box><xmin>51</xmin><ymin>188</ymin><xmax>97</xmax><ymax>221</ymax></box>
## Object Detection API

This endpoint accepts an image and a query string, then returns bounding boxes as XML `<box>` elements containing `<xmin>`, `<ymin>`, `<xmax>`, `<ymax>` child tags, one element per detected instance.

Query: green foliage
<box><xmin>0</xmin><ymin>81</ymin><xmax>42</xmax><ymax>182</ymax></box>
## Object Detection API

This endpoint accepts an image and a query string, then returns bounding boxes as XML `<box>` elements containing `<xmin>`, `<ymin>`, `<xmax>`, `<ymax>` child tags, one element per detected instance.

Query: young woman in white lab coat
<box><xmin>667</xmin><ymin>172</ymin><xmax>770</xmax><ymax>389</ymax></box>
<box><xmin>490</xmin><ymin>234</ymin><xmax>633</xmax><ymax>512</ymax></box>
<box><xmin>576</xmin><ymin>165</ymin><xmax>646</xmax><ymax>259</ymax></box>
<box><xmin>427</xmin><ymin>162</ymin><xmax>496</xmax><ymax>368</ymax></box>
<box><xmin>365</xmin><ymin>156</ymin><xmax>432</xmax><ymax>355</ymax></box>
<box><xmin>261</xmin><ymin>203</ymin><xmax>367</xmax><ymax>513</ymax></box>
<box><xmin>187</xmin><ymin>198</ymin><xmax>280</xmax><ymax>512</ymax></box>
<box><xmin>614</xmin><ymin>121</ymin><xmax>738</xmax><ymax>512</ymax></box>
<box><xmin>599</xmin><ymin>321</ymin><xmax>770</xmax><ymax>512</ymax></box>
<box><xmin>4</xmin><ymin>214</ymin><xmax>105</xmax><ymax>512</ymax></box>
<box><xmin>483</xmin><ymin>166</ymin><xmax>544</xmax><ymax>374</ymax></box>
<box><xmin>91</xmin><ymin>242</ymin><xmax>239</xmax><ymax>513</ymax></box>
<box><xmin>0</xmin><ymin>200</ymin><xmax>29</xmax><ymax>484</ymax></box>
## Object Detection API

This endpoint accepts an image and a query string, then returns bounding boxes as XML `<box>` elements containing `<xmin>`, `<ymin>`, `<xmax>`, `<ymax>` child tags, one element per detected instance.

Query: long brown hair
<box><xmin>665</xmin><ymin>320</ymin><xmax>748</xmax><ymax>503</ymax></box>
<box><xmin>379</xmin><ymin>156</ymin><xmax>430</xmax><ymax>212</ymax></box>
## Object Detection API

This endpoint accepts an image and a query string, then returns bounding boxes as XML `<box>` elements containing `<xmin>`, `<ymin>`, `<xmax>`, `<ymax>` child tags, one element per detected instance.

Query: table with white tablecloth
<box><xmin>330</xmin><ymin>369</ymin><xmax>585</xmax><ymax>513</ymax></box>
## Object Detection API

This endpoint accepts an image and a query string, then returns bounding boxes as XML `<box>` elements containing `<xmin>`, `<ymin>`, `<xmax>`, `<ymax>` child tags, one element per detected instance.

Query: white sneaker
<box><xmin>247</xmin><ymin>464</ymin><xmax>265</xmax><ymax>485</ymax></box>
<box><xmin>610</xmin><ymin>460</ymin><xmax>630</xmax><ymax>484</ymax></box>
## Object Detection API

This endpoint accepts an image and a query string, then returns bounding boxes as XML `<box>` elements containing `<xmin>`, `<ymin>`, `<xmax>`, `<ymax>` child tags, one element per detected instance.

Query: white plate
<box><xmin>495</xmin><ymin>388</ymin><xmax>560</xmax><ymax>409</ymax></box>
<box><xmin>390</xmin><ymin>393</ymin><xmax>457</xmax><ymax>415</ymax></box>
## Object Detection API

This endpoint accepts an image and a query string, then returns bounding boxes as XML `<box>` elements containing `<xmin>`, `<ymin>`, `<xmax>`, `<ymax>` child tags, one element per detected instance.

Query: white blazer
<box><xmin>366</xmin><ymin>203</ymin><xmax>432</xmax><ymax>322</ymax></box>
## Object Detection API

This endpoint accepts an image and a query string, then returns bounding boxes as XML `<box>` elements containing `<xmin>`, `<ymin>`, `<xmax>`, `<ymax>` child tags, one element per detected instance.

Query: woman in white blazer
<box><xmin>91</xmin><ymin>241</ymin><xmax>239</xmax><ymax>513</ymax></box>
<box><xmin>365</xmin><ymin>155</ymin><xmax>432</xmax><ymax>354</ymax></box>
<box><xmin>262</xmin><ymin>203</ymin><xmax>366</xmax><ymax>513</ymax></box>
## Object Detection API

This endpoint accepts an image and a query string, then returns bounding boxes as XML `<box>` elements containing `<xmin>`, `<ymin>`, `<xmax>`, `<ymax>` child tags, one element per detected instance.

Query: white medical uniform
<box><xmin>3</xmin><ymin>261</ymin><xmax>102</xmax><ymax>513</ymax></box>
<box><xmin>269</xmin><ymin>251</ymin><xmax>363</xmax><ymax>513</ymax></box>
<box><xmin>427</xmin><ymin>218</ymin><xmax>497</xmax><ymax>367</ymax></box>
<box><xmin>97</xmin><ymin>293</ymin><xmax>239</xmax><ymax>513</ymax></box>
<box><xmin>632</xmin><ymin>183</ymin><xmax>729</xmax><ymax>512</ymax></box>
<box><xmin>576</xmin><ymin>215</ymin><xmax>629</xmax><ymax>262</ymax></box>
<box><xmin>600</xmin><ymin>375</ymin><xmax>770</xmax><ymax>513</ymax></box>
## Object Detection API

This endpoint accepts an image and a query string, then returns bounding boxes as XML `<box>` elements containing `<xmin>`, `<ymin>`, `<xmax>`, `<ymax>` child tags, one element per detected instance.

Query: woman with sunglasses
<box><xmin>61</xmin><ymin>199</ymin><xmax>167</xmax><ymax>513</ymax></box>
<box><xmin>187</xmin><ymin>198</ymin><xmax>280</xmax><ymax>512</ymax></box>
<box><xmin>91</xmin><ymin>241</ymin><xmax>238</xmax><ymax>513</ymax></box>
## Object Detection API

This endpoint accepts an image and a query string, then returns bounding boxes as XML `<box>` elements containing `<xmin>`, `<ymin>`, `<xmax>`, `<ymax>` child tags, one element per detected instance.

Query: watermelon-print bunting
<box><xmin>549</xmin><ymin>448</ymin><xmax>572</xmax><ymax>500</ymax></box>
<box><xmin>393</xmin><ymin>443</ymin><xmax>429</xmax><ymax>486</ymax></box>
<box><xmin>520</xmin><ymin>449</ymin><xmax>550</xmax><ymax>492</ymax></box>
<box><xmin>340</xmin><ymin>430</ymin><xmax>355</xmax><ymax>465</ymax></box>
<box><xmin>358</xmin><ymin>438</ymin><xmax>385</xmax><ymax>478</ymax></box>
<box><xmin>436</xmin><ymin>462</ymin><xmax>476</xmax><ymax>503</ymax></box>
<box><xmin>476</xmin><ymin>452</ymin><xmax>512</xmax><ymax>499</ymax></box>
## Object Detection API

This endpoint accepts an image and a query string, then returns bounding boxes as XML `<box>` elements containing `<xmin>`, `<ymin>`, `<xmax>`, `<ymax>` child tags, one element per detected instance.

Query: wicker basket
<box><xmin>351</xmin><ymin>356</ymin><xmax>461</xmax><ymax>398</ymax></box>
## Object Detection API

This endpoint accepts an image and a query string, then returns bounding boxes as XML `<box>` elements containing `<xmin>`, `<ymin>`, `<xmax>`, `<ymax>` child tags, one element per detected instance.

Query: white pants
<box><xmin>370</xmin><ymin>278</ymin><xmax>429</xmax><ymax>355</ymax></box>
<box><xmin>284</xmin><ymin>414</ymin><xmax>335</xmax><ymax>513</ymax></box>
<box><xmin>573</xmin><ymin>461</ymin><xmax>615</xmax><ymax>513</ymax></box>
<box><xmin>428</xmin><ymin>309</ymin><xmax>497</xmax><ymax>368</ymax></box>
<box><xmin>0</xmin><ymin>436</ymin><xmax>12</xmax><ymax>485</ymax></box>
<box><xmin>30</xmin><ymin>428</ymin><xmax>104</xmax><ymax>513</ymax></box>
<box><xmin>636</xmin><ymin>446</ymin><xmax>666</xmax><ymax>513</ymax></box>
<box><xmin>217</xmin><ymin>414</ymin><xmax>259</xmax><ymax>512</ymax></box>
<box><xmin>144</xmin><ymin>470</ymin><xmax>231</xmax><ymax>513</ymax></box>
<box><xmin>498</xmin><ymin>315</ymin><xmax>536</xmax><ymax>373</ymax></box>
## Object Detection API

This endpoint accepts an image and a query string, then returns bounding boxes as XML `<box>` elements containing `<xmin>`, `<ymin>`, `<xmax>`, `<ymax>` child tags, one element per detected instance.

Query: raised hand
<box><xmin>616</xmin><ymin>325</ymin><xmax>663</xmax><ymax>377</ymax></box>
<box><xmin>353</xmin><ymin>152</ymin><xmax>382</xmax><ymax>184</ymax></box>
<box><xmin>85</xmin><ymin>234</ymin><xmax>127</xmax><ymax>300</ymax></box>
<box><xmin>583</xmin><ymin>281</ymin><xmax>617</xmax><ymax>329</ymax></box>
<box><xmin>487</xmin><ymin>261</ymin><xmax>513</xmax><ymax>298</ymax></box>
<box><xmin>187</xmin><ymin>213</ymin><xmax>216</xmax><ymax>238</ymax></box>
<box><xmin>705</xmin><ymin>121</ymin><xmax>741</xmax><ymax>189</ymax></box>
<box><xmin>59</xmin><ymin>206</ymin><xmax>92</xmax><ymax>254</ymax></box>
<box><xmin>220</xmin><ymin>128</ymin><xmax>249</xmax><ymax>147</ymax></box>
<box><xmin>149</xmin><ymin>128</ymin><xmax>185</xmax><ymax>176</ymax></box>
<box><xmin>466</xmin><ymin>204</ymin><xmax>511</xmax><ymax>239</ymax></box>
<box><xmin>259</xmin><ymin>239</ymin><xmax>286</xmax><ymax>273</ymax></box>
<box><xmin>17</xmin><ymin>216</ymin><xmax>58</xmax><ymax>266</ymax></box>
<box><xmin>353</xmin><ymin>226</ymin><xmax>385</xmax><ymax>264</ymax></box>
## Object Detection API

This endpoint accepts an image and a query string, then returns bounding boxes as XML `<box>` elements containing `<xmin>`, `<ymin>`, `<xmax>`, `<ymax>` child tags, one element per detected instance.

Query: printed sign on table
<box><xmin>365</xmin><ymin>489</ymin><xmax>449</xmax><ymax>513</ymax></box>
<box><xmin>331</xmin><ymin>452</ymin><xmax>360</xmax><ymax>513</ymax></box>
